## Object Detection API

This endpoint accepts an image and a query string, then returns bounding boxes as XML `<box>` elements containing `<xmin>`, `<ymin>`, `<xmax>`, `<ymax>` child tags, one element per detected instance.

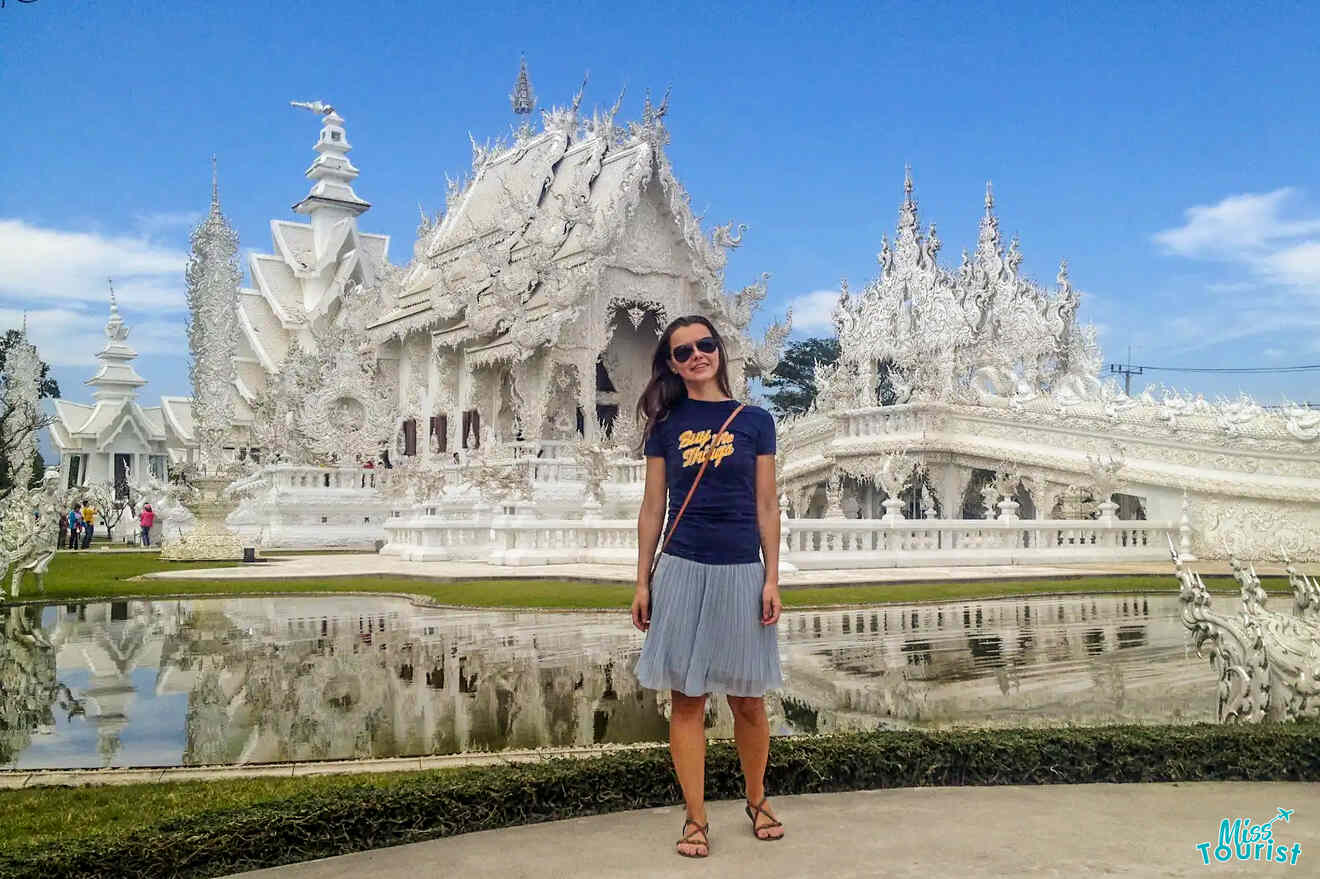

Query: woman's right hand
<box><xmin>631</xmin><ymin>585</ymin><xmax>650</xmax><ymax>632</ymax></box>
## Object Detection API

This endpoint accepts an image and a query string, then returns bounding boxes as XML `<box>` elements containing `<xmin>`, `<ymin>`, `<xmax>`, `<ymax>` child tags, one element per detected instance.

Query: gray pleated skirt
<box><xmin>634</xmin><ymin>551</ymin><xmax>784</xmax><ymax>698</ymax></box>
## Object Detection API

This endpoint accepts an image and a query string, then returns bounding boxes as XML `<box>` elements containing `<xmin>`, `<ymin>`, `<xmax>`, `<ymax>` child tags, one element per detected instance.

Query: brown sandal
<box><xmin>745</xmin><ymin>796</ymin><xmax>784</xmax><ymax>841</ymax></box>
<box><xmin>676</xmin><ymin>817</ymin><xmax>710</xmax><ymax>858</ymax></box>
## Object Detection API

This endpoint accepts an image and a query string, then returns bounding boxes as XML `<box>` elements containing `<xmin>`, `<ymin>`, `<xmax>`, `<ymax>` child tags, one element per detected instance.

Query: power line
<box><xmin>1108</xmin><ymin>363</ymin><xmax>1320</xmax><ymax>375</ymax></box>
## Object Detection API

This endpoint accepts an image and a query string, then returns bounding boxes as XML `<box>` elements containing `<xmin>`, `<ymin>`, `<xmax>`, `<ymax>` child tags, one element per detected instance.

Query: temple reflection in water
<box><xmin>2</xmin><ymin>592</ymin><xmax>1217</xmax><ymax>769</ymax></box>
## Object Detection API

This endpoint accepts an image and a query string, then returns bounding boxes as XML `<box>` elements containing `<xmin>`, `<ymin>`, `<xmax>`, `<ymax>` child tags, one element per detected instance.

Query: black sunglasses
<box><xmin>671</xmin><ymin>336</ymin><xmax>718</xmax><ymax>363</ymax></box>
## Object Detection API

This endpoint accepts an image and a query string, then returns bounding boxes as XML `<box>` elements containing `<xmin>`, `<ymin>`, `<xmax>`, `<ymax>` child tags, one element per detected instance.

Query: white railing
<box><xmin>784</xmin><ymin>517</ymin><xmax>1174</xmax><ymax>569</ymax></box>
<box><xmin>229</xmin><ymin>465</ymin><xmax>382</xmax><ymax>492</ymax></box>
<box><xmin>382</xmin><ymin>512</ymin><xmax>639</xmax><ymax>565</ymax></box>
<box><xmin>381</xmin><ymin>508</ymin><xmax>1173</xmax><ymax>569</ymax></box>
<box><xmin>836</xmin><ymin>405</ymin><xmax>932</xmax><ymax>439</ymax></box>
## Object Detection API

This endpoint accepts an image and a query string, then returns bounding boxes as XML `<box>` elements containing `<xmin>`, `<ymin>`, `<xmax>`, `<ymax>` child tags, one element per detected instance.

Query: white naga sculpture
<box><xmin>1171</xmin><ymin>540</ymin><xmax>1320</xmax><ymax>723</ymax></box>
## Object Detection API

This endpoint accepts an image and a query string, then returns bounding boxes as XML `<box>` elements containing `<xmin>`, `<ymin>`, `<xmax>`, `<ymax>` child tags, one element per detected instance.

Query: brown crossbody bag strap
<box><xmin>648</xmin><ymin>402</ymin><xmax>746</xmax><ymax>584</ymax></box>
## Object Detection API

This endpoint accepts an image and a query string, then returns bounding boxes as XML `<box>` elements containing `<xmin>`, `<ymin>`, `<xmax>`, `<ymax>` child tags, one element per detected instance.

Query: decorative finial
<box><xmin>211</xmin><ymin>154</ymin><xmax>219</xmax><ymax>209</ymax></box>
<box><xmin>571</xmin><ymin>70</ymin><xmax>589</xmax><ymax>113</ymax></box>
<box><xmin>984</xmin><ymin>180</ymin><xmax>994</xmax><ymax>212</ymax></box>
<box><xmin>903</xmin><ymin>164</ymin><xmax>913</xmax><ymax>196</ymax></box>
<box><xmin>511</xmin><ymin>54</ymin><xmax>535</xmax><ymax>116</ymax></box>
<box><xmin>290</xmin><ymin>100</ymin><xmax>335</xmax><ymax>116</ymax></box>
<box><xmin>108</xmin><ymin>278</ymin><xmax>118</xmax><ymax>312</ymax></box>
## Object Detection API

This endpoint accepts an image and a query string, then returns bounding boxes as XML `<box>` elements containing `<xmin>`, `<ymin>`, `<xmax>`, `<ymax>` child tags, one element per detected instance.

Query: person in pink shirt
<box><xmin>139</xmin><ymin>504</ymin><xmax>156</xmax><ymax>547</ymax></box>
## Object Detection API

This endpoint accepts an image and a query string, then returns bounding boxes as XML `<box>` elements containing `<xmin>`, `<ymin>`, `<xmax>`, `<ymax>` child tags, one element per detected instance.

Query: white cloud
<box><xmin>1146</xmin><ymin>189</ymin><xmax>1320</xmax><ymax>361</ymax></box>
<box><xmin>1154</xmin><ymin>188</ymin><xmax>1320</xmax><ymax>260</ymax></box>
<box><xmin>1153</xmin><ymin>189</ymin><xmax>1320</xmax><ymax>295</ymax></box>
<box><xmin>1265</xmin><ymin>241</ymin><xmax>1320</xmax><ymax>287</ymax></box>
<box><xmin>784</xmin><ymin>289</ymin><xmax>840</xmax><ymax>333</ymax></box>
<box><xmin>0</xmin><ymin>306</ymin><xmax>186</xmax><ymax>368</ymax></box>
<box><xmin>0</xmin><ymin>218</ymin><xmax>188</xmax><ymax>312</ymax></box>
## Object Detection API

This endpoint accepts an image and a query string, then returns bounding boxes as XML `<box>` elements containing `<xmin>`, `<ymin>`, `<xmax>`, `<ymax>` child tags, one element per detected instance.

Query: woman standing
<box><xmin>139</xmin><ymin>503</ymin><xmax>155</xmax><ymax>547</ymax></box>
<box><xmin>631</xmin><ymin>315</ymin><xmax>785</xmax><ymax>859</ymax></box>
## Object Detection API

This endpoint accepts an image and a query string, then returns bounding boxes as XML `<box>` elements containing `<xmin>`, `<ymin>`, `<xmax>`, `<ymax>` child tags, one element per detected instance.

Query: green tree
<box><xmin>0</xmin><ymin>329</ymin><xmax>60</xmax><ymax>495</ymax></box>
<box><xmin>763</xmin><ymin>336</ymin><xmax>841</xmax><ymax>417</ymax></box>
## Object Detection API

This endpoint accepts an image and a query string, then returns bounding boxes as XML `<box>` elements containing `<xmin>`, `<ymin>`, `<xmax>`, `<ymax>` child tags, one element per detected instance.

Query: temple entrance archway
<box><xmin>597</xmin><ymin>304</ymin><xmax>664</xmax><ymax>438</ymax></box>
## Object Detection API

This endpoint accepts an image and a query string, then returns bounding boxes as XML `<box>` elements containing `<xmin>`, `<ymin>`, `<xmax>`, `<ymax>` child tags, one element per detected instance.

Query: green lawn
<box><xmin>8</xmin><ymin>551</ymin><xmax>1287</xmax><ymax>610</ymax></box>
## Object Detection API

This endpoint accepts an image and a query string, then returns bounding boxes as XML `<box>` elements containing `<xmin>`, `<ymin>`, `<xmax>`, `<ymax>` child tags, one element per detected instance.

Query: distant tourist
<box><xmin>631</xmin><ymin>315</ymin><xmax>785</xmax><ymax>858</ymax></box>
<box><xmin>58</xmin><ymin>509</ymin><xmax>68</xmax><ymax>549</ymax></box>
<box><xmin>139</xmin><ymin>503</ymin><xmax>155</xmax><ymax>547</ymax></box>
<box><xmin>80</xmin><ymin>501</ymin><xmax>97</xmax><ymax>548</ymax></box>
<box><xmin>67</xmin><ymin>505</ymin><xmax>82</xmax><ymax>551</ymax></box>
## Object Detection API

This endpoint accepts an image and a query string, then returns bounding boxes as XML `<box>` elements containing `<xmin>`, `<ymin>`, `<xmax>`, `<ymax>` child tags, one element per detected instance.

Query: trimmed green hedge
<box><xmin>3</xmin><ymin>723</ymin><xmax>1318</xmax><ymax>878</ymax></box>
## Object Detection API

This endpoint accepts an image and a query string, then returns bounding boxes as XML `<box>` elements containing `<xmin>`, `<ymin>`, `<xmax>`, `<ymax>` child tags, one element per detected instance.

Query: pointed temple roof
<box><xmin>510</xmin><ymin>55</ymin><xmax>536</xmax><ymax>116</ymax></box>
<box><xmin>368</xmin><ymin>82</ymin><xmax>754</xmax><ymax>358</ymax></box>
<box><xmin>229</xmin><ymin>102</ymin><xmax>390</xmax><ymax>419</ymax></box>
<box><xmin>47</xmin><ymin>292</ymin><xmax>189</xmax><ymax>455</ymax></box>
<box><xmin>85</xmin><ymin>282</ymin><xmax>148</xmax><ymax>402</ymax></box>
<box><xmin>291</xmin><ymin>102</ymin><xmax>371</xmax><ymax>217</ymax></box>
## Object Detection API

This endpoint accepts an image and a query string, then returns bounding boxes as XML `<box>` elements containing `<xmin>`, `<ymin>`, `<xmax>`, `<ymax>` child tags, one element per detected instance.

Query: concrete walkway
<box><xmin>143</xmin><ymin>553</ymin><xmax>1278</xmax><ymax>588</ymax></box>
<box><xmin>228</xmin><ymin>781</ymin><xmax>1317</xmax><ymax>878</ymax></box>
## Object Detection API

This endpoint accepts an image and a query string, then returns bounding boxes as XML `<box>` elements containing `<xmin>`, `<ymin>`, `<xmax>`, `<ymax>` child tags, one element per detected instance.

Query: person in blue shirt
<box><xmin>631</xmin><ymin>314</ymin><xmax>785</xmax><ymax>858</ymax></box>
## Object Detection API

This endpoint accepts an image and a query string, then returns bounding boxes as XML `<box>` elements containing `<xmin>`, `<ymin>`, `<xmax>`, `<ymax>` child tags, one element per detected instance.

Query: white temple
<box><xmin>48</xmin><ymin>292</ymin><xmax>193</xmax><ymax>496</ymax></box>
<box><xmin>774</xmin><ymin>172</ymin><xmax>1320</xmax><ymax>561</ymax></box>
<box><xmin>159</xmin><ymin>61</ymin><xmax>1320</xmax><ymax>563</ymax></box>
<box><xmin>218</xmin><ymin>72</ymin><xmax>789</xmax><ymax>550</ymax></box>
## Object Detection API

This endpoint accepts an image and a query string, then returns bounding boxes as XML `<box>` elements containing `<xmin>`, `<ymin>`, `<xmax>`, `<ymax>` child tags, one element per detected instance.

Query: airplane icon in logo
<box><xmin>1261</xmin><ymin>807</ymin><xmax>1295</xmax><ymax>828</ymax></box>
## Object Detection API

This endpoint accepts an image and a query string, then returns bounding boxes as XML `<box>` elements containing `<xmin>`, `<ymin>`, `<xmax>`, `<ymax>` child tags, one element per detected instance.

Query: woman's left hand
<box><xmin>761</xmin><ymin>582</ymin><xmax>782</xmax><ymax>626</ymax></box>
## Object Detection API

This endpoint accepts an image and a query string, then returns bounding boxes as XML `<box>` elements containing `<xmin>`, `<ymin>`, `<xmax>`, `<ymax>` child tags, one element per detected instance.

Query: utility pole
<box><xmin>1109</xmin><ymin>345</ymin><xmax>1143</xmax><ymax>396</ymax></box>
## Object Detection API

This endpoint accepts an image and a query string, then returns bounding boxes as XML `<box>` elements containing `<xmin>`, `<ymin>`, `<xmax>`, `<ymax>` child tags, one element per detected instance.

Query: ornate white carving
<box><xmin>186</xmin><ymin>174</ymin><xmax>240</xmax><ymax>474</ymax></box>
<box><xmin>1173</xmin><ymin>544</ymin><xmax>1320</xmax><ymax>723</ymax></box>
<box><xmin>3</xmin><ymin>330</ymin><xmax>58</xmax><ymax>596</ymax></box>
<box><xmin>831</xmin><ymin>173</ymin><xmax>1099</xmax><ymax>409</ymax></box>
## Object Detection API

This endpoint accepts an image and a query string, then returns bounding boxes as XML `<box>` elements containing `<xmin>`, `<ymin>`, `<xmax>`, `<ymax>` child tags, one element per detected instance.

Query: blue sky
<box><xmin>4</xmin><ymin>0</ymin><xmax>1319</xmax><ymax>406</ymax></box>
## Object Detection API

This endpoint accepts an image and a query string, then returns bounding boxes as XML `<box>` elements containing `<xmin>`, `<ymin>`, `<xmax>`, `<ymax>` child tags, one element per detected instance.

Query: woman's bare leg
<box><xmin>669</xmin><ymin>690</ymin><xmax>709</xmax><ymax>854</ymax></box>
<box><xmin>727</xmin><ymin>694</ymin><xmax>784</xmax><ymax>839</ymax></box>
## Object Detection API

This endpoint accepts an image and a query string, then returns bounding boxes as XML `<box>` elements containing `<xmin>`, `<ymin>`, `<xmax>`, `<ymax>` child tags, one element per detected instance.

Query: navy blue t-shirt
<box><xmin>643</xmin><ymin>397</ymin><xmax>776</xmax><ymax>565</ymax></box>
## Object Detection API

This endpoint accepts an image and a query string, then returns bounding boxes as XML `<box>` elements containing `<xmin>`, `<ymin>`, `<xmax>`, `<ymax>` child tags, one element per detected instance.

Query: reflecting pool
<box><xmin>1</xmin><ymin>592</ymin><xmax>1217</xmax><ymax>770</ymax></box>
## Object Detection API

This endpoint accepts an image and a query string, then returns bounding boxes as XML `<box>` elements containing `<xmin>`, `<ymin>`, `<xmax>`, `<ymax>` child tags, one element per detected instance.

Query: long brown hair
<box><xmin>634</xmin><ymin>314</ymin><xmax>735</xmax><ymax>456</ymax></box>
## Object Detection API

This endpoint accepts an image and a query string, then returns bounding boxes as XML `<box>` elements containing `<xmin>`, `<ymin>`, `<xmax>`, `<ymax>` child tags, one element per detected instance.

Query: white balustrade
<box><xmin>782</xmin><ymin>517</ymin><xmax>1174</xmax><ymax>569</ymax></box>
<box><xmin>838</xmin><ymin>405</ymin><xmax>928</xmax><ymax>439</ymax></box>
<box><xmin>381</xmin><ymin>505</ymin><xmax>1172</xmax><ymax>570</ymax></box>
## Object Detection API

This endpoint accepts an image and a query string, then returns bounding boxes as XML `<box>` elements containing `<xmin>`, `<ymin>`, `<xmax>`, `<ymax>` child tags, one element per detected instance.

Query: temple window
<box><xmin>429</xmin><ymin>415</ymin><xmax>447</xmax><ymax>453</ymax></box>
<box><xmin>402</xmin><ymin>418</ymin><xmax>418</xmax><ymax>456</ymax></box>
<box><xmin>461</xmin><ymin>409</ymin><xmax>480</xmax><ymax>448</ymax></box>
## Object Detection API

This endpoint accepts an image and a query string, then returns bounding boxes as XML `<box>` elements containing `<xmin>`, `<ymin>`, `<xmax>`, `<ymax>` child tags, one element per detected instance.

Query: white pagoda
<box><xmin>48</xmin><ymin>292</ymin><xmax>192</xmax><ymax>496</ymax></box>
<box><xmin>229</xmin><ymin>102</ymin><xmax>391</xmax><ymax>433</ymax></box>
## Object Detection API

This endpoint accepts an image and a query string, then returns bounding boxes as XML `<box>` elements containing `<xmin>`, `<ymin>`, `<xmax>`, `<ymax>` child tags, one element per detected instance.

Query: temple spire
<box><xmin>511</xmin><ymin>54</ymin><xmax>535</xmax><ymax>116</ymax></box>
<box><xmin>86</xmin><ymin>279</ymin><xmax>147</xmax><ymax>402</ymax></box>
<box><xmin>975</xmin><ymin>179</ymin><xmax>1003</xmax><ymax>268</ymax></box>
<box><xmin>211</xmin><ymin>154</ymin><xmax>219</xmax><ymax>210</ymax></box>
<box><xmin>289</xmin><ymin>100</ymin><xmax>370</xmax><ymax>219</ymax></box>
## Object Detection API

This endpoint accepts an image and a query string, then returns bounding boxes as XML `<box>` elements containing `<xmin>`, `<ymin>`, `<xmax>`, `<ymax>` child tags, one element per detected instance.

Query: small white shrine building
<box><xmin>47</xmin><ymin>295</ymin><xmax>194</xmax><ymax>497</ymax></box>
